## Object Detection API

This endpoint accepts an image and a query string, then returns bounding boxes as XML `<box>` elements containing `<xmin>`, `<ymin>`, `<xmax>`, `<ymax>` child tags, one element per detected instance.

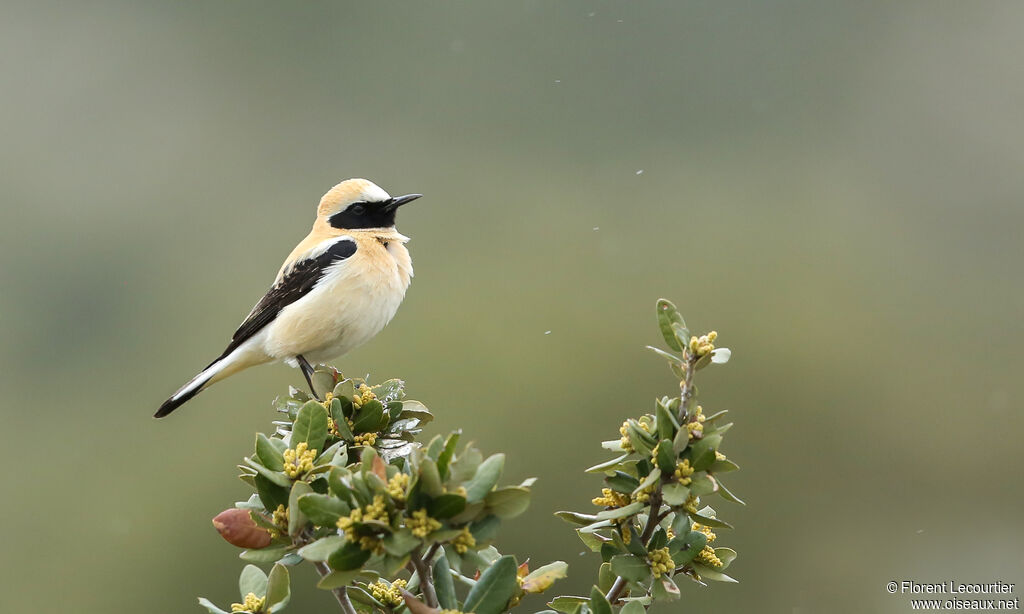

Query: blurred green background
<box><xmin>2</xmin><ymin>2</ymin><xmax>1022</xmax><ymax>612</ymax></box>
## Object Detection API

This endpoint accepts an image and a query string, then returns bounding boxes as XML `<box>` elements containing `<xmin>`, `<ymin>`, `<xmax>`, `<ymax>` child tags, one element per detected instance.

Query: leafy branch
<box><xmin>200</xmin><ymin>370</ymin><xmax>565</xmax><ymax>614</ymax></box>
<box><xmin>551</xmin><ymin>299</ymin><xmax>742</xmax><ymax>614</ymax></box>
<box><xmin>195</xmin><ymin>299</ymin><xmax>742</xmax><ymax>614</ymax></box>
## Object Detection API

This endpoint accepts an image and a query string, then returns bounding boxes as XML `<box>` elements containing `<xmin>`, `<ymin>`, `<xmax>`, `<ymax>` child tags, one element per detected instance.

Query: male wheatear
<box><xmin>155</xmin><ymin>178</ymin><xmax>421</xmax><ymax>418</ymax></box>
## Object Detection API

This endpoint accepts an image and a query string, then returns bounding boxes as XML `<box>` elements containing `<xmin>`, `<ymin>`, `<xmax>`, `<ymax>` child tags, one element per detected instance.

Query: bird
<box><xmin>154</xmin><ymin>178</ymin><xmax>421</xmax><ymax>418</ymax></box>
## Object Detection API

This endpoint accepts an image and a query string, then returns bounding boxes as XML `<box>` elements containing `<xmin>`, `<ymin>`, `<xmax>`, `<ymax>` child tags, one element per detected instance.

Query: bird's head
<box><xmin>317</xmin><ymin>178</ymin><xmax>422</xmax><ymax>231</ymax></box>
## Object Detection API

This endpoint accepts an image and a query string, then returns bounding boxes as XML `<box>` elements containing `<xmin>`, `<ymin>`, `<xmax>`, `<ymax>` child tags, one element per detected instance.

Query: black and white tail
<box><xmin>154</xmin><ymin>354</ymin><xmax>233</xmax><ymax>418</ymax></box>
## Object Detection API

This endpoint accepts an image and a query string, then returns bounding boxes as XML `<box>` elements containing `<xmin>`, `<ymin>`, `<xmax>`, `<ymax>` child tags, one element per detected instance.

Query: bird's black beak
<box><xmin>385</xmin><ymin>193</ymin><xmax>422</xmax><ymax>210</ymax></box>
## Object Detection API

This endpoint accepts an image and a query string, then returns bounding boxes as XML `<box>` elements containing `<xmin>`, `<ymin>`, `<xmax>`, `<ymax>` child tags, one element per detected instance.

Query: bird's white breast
<box><xmin>262</xmin><ymin>238</ymin><xmax>412</xmax><ymax>363</ymax></box>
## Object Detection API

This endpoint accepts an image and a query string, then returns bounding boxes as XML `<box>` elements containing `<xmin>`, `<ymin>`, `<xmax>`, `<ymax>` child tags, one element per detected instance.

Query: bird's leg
<box><xmin>296</xmin><ymin>354</ymin><xmax>322</xmax><ymax>401</ymax></box>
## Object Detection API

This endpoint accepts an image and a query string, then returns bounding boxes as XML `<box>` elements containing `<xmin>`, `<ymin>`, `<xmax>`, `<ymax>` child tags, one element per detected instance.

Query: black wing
<box><xmin>213</xmin><ymin>238</ymin><xmax>357</xmax><ymax>362</ymax></box>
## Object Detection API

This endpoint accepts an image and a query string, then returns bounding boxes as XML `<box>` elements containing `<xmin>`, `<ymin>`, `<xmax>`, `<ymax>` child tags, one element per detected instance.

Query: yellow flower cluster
<box><xmin>321</xmin><ymin>392</ymin><xmax>335</xmax><ymax>408</ymax></box>
<box><xmin>368</xmin><ymin>578</ymin><xmax>407</xmax><ymax>607</ymax></box>
<box><xmin>283</xmin><ymin>442</ymin><xmax>317</xmax><ymax>478</ymax></box>
<box><xmin>686</xmin><ymin>405</ymin><xmax>706</xmax><ymax>440</ymax></box>
<box><xmin>693</xmin><ymin>522</ymin><xmax>722</xmax><ymax>567</ymax></box>
<box><xmin>696</xmin><ymin>545</ymin><xmax>723</xmax><ymax>568</ymax></box>
<box><xmin>354</xmin><ymin>432</ymin><xmax>378</xmax><ymax>447</ymax></box>
<box><xmin>683</xmin><ymin>494</ymin><xmax>699</xmax><ymax>514</ymax></box>
<box><xmin>618</xmin><ymin>421</ymin><xmax>632</xmax><ymax>451</ymax></box>
<box><xmin>617</xmin><ymin>519</ymin><xmax>632</xmax><ymax>545</ymax></box>
<box><xmin>351</xmin><ymin>384</ymin><xmax>377</xmax><ymax>409</ymax></box>
<box><xmin>619</xmin><ymin>418</ymin><xmax>652</xmax><ymax>451</ymax></box>
<box><xmin>689</xmin><ymin>331</ymin><xmax>717</xmax><ymax>357</ymax></box>
<box><xmin>592</xmin><ymin>488</ymin><xmax>630</xmax><ymax>508</ymax></box>
<box><xmin>452</xmin><ymin>526</ymin><xmax>476</xmax><ymax>554</ymax></box>
<box><xmin>674</xmin><ymin>459</ymin><xmax>694</xmax><ymax>485</ymax></box>
<box><xmin>715</xmin><ymin>451</ymin><xmax>726</xmax><ymax>461</ymax></box>
<box><xmin>694</xmin><ymin>522</ymin><xmax>716</xmax><ymax>543</ymax></box>
<box><xmin>386</xmin><ymin>472</ymin><xmax>409</xmax><ymax>501</ymax></box>
<box><xmin>406</xmin><ymin>508</ymin><xmax>442</xmax><ymax>538</ymax></box>
<box><xmin>231</xmin><ymin>592</ymin><xmax>265</xmax><ymax>613</ymax></box>
<box><xmin>336</xmin><ymin>496</ymin><xmax>389</xmax><ymax>551</ymax></box>
<box><xmin>633</xmin><ymin>483</ymin><xmax>655</xmax><ymax>503</ymax></box>
<box><xmin>650</xmin><ymin>442</ymin><xmax>664</xmax><ymax>468</ymax></box>
<box><xmin>648</xmin><ymin>547</ymin><xmax>674</xmax><ymax>578</ymax></box>
<box><xmin>269</xmin><ymin>504</ymin><xmax>289</xmax><ymax>538</ymax></box>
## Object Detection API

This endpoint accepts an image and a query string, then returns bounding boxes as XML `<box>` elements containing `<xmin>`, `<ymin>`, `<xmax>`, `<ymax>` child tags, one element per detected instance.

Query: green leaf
<box><xmin>437</xmin><ymin>431</ymin><xmax>461</xmax><ymax>480</ymax></box>
<box><xmin>197</xmin><ymin>598</ymin><xmax>230</xmax><ymax>614</ymax></box>
<box><xmin>578</xmin><ymin>519</ymin><xmax>614</xmax><ymax>534</ymax></box>
<box><xmin>397</xmin><ymin>400</ymin><xmax>434</xmax><ymax>424</ymax></box>
<box><xmin>330</xmin><ymin>407</ymin><xmax>354</xmax><ymax>439</ymax></box>
<box><xmin>577</xmin><ymin>529</ymin><xmax>606</xmax><ymax>552</ymax></box>
<box><xmin>554</xmin><ymin>511</ymin><xmax>599</xmax><ymax>525</ymax></box>
<box><xmin>656</xmin><ymin>438</ymin><xmax>676</xmax><ymax>474</ymax></box>
<box><xmin>469</xmin><ymin>514</ymin><xmax>501</xmax><ymax>543</ymax></box>
<box><xmin>347</xmin><ymin>585</ymin><xmax>388</xmax><ymax>610</ymax></box>
<box><xmin>631</xmin><ymin>470</ymin><xmax>660</xmax><ymax>498</ymax></box>
<box><xmin>434</xmin><ymin>555</ymin><xmax>458</xmax><ymax>609</ymax></box>
<box><xmin>692</xmin><ymin>563</ymin><xmax>738</xmax><ymax>583</ymax></box>
<box><xmin>689</xmin><ymin>474</ymin><xmax>719</xmax><ymax>497</ymax></box>
<box><xmin>418</xmin><ymin>459</ymin><xmax>444</xmax><ymax>497</ymax></box>
<box><xmin>353</xmin><ymin>399</ymin><xmax>388</xmax><ymax>433</ymax></box>
<box><xmin>239</xmin><ymin>564</ymin><xmax>268</xmax><ymax>599</ymax></box>
<box><xmin>621</xmin><ymin>600</ymin><xmax>646</xmax><ymax>614</ymax></box>
<box><xmin>382</xmin><ymin>529</ymin><xmax>421</xmax><ymax>557</ymax></box>
<box><xmin>656</xmin><ymin>298</ymin><xmax>686</xmax><ymax>351</ymax></box>
<box><xmin>287</xmin><ymin>481</ymin><xmax>312</xmax><ymax>536</ymax></box>
<box><xmin>709</xmin><ymin>457</ymin><xmax>740</xmax><ymax>473</ymax></box>
<box><xmin>585</xmin><ymin>454</ymin><xmax>630</xmax><ymax>474</ymax></box>
<box><xmin>314</xmin><ymin>439</ymin><xmax>348</xmax><ymax>468</ymax></box>
<box><xmin>595</xmin><ymin>501</ymin><xmax>643</xmax><ymax>520</ymax></box>
<box><xmin>484</xmin><ymin>487</ymin><xmax>531</xmax><ymax>519</ymax></box>
<box><xmin>465</xmin><ymin>453</ymin><xmax>505</xmax><ymax>502</ymax></box>
<box><xmin>429</xmin><ymin>493</ymin><xmax>467</xmax><ymax>519</ymax></box>
<box><xmin>662</xmin><ymin>483</ymin><xmax>690</xmax><ymax>506</ymax></box>
<box><xmin>609</xmin><ymin>554</ymin><xmax>650</xmax><ymax>583</ymax></box>
<box><xmin>256</xmin><ymin>434</ymin><xmax>286</xmax><ymax>471</ymax></box>
<box><xmin>589</xmin><ymin>586</ymin><xmax>612</xmax><ymax>614</ymax></box>
<box><xmin>549</xmin><ymin>596</ymin><xmax>587</xmax><ymax>614</ymax></box>
<box><xmin>244</xmin><ymin>457</ymin><xmax>293</xmax><ymax>488</ymax></box>
<box><xmin>714</xmin><ymin>547</ymin><xmax>737</xmax><ymax>570</ymax></box>
<box><xmin>297</xmin><ymin>535</ymin><xmax>345</xmax><ymax>562</ymax></box>
<box><xmin>292</xmin><ymin>401</ymin><xmax>329</xmax><ymax>454</ymax></box>
<box><xmin>605</xmin><ymin>472</ymin><xmax>639</xmax><ymax>494</ymax></box>
<box><xmin>328</xmin><ymin>542</ymin><xmax>372</xmax><ymax>571</ymax></box>
<box><xmin>310</xmin><ymin>368</ymin><xmax>337</xmax><ymax>400</ymax></box>
<box><xmin>715</xmin><ymin>478</ymin><xmax>746</xmax><ymax>505</ymax></box>
<box><xmin>655</xmin><ymin>404</ymin><xmax>679</xmax><ymax>442</ymax></box>
<box><xmin>265</xmin><ymin>563</ymin><xmax>291</xmax><ymax>612</ymax></box>
<box><xmin>240</xmin><ymin>546</ymin><xmax>292</xmax><ymax>564</ymax></box>
<box><xmin>598</xmin><ymin>562</ymin><xmax>615</xmax><ymax>592</ymax></box>
<box><xmin>374</xmin><ymin>378</ymin><xmax>406</xmax><ymax>402</ymax></box>
<box><xmin>669</xmin><ymin>531</ymin><xmax>707</xmax><ymax>565</ymax></box>
<box><xmin>297</xmin><ymin>493</ymin><xmax>350</xmax><ymax>527</ymax></box>
<box><xmin>463</xmin><ymin>555</ymin><xmax>519</xmax><ymax>614</ymax></box>
<box><xmin>316</xmin><ymin>569</ymin><xmax>364</xmax><ymax>589</ymax></box>
<box><xmin>688</xmin><ymin>433</ymin><xmax>723</xmax><ymax>471</ymax></box>
<box><xmin>522</xmin><ymin>561</ymin><xmax>568</xmax><ymax>594</ymax></box>
<box><xmin>449</xmin><ymin>445</ymin><xmax>482</xmax><ymax>483</ymax></box>
<box><xmin>689</xmin><ymin>511</ymin><xmax>733</xmax><ymax>529</ymax></box>
<box><xmin>652</xmin><ymin>576</ymin><xmax>680</xmax><ymax>602</ymax></box>
<box><xmin>332</xmin><ymin>378</ymin><xmax>355</xmax><ymax>401</ymax></box>
<box><xmin>646</xmin><ymin>345</ymin><xmax>685</xmax><ymax>369</ymax></box>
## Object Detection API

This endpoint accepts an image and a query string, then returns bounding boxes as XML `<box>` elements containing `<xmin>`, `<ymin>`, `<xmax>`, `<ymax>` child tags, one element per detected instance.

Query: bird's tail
<box><xmin>153</xmin><ymin>356</ymin><xmax>229</xmax><ymax>418</ymax></box>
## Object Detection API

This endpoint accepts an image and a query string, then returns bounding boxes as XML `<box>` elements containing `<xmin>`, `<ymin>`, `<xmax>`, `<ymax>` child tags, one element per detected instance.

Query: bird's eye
<box><xmin>349</xmin><ymin>204</ymin><xmax>366</xmax><ymax>215</ymax></box>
